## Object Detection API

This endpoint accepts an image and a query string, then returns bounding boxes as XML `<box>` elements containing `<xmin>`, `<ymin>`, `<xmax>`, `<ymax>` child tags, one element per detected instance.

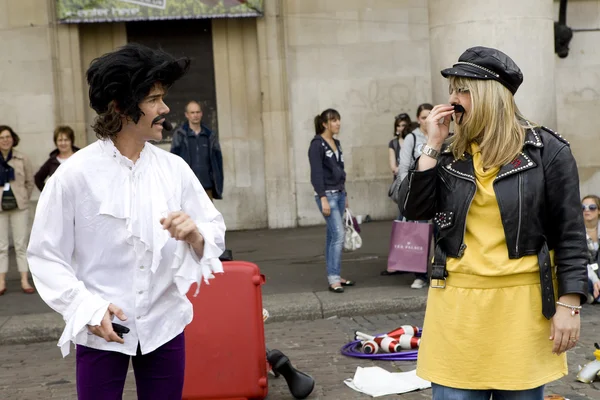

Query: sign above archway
<box><xmin>57</xmin><ymin>0</ymin><xmax>263</xmax><ymax>23</ymax></box>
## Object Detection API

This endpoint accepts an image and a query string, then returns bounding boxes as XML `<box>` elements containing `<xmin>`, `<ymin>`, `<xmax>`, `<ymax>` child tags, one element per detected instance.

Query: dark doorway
<box><xmin>126</xmin><ymin>19</ymin><xmax>218</xmax><ymax>143</ymax></box>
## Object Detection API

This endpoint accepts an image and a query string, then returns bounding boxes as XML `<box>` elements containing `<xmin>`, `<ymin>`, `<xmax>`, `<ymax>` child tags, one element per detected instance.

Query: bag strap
<box><xmin>392</xmin><ymin>138</ymin><xmax>400</xmax><ymax>159</ymax></box>
<box><xmin>345</xmin><ymin>208</ymin><xmax>352</xmax><ymax>225</ymax></box>
<box><xmin>409</xmin><ymin>132</ymin><xmax>417</xmax><ymax>163</ymax></box>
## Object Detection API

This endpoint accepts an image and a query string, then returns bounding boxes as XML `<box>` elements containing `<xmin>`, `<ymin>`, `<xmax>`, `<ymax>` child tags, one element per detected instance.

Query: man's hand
<box><xmin>161</xmin><ymin>211</ymin><xmax>205</xmax><ymax>257</ymax></box>
<box><xmin>87</xmin><ymin>303</ymin><xmax>127</xmax><ymax>344</ymax></box>
<box><xmin>161</xmin><ymin>211</ymin><xmax>203</xmax><ymax>245</ymax></box>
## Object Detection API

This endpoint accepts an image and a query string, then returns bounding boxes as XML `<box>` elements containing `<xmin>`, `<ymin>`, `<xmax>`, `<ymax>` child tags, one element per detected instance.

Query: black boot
<box><xmin>267</xmin><ymin>349</ymin><xmax>315</xmax><ymax>399</ymax></box>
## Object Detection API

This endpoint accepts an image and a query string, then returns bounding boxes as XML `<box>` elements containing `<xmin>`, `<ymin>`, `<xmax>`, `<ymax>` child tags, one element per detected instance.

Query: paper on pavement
<box><xmin>344</xmin><ymin>366</ymin><xmax>431</xmax><ymax>397</ymax></box>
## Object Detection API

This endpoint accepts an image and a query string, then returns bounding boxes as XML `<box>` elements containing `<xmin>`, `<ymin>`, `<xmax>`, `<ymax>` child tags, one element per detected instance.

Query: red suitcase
<box><xmin>183</xmin><ymin>261</ymin><xmax>268</xmax><ymax>400</ymax></box>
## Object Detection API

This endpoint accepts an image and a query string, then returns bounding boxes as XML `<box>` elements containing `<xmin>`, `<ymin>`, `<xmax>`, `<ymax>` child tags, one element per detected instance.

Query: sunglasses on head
<box><xmin>582</xmin><ymin>204</ymin><xmax>598</xmax><ymax>211</ymax></box>
<box><xmin>395</xmin><ymin>113</ymin><xmax>409</xmax><ymax>120</ymax></box>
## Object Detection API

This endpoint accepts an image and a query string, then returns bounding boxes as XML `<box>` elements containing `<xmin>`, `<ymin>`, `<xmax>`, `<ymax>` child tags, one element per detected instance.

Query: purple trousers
<box><xmin>76</xmin><ymin>332</ymin><xmax>185</xmax><ymax>400</ymax></box>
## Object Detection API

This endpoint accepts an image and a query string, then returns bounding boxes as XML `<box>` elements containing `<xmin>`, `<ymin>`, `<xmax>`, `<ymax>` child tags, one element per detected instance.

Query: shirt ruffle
<box><xmin>95</xmin><ymin>140</ymin><xmax>224</xmax><ymax>294</ymax></box>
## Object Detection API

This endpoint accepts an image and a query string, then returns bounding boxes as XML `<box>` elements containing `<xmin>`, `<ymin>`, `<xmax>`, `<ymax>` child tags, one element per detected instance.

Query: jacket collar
<box><xmin>49</xmin><ymin>146</ymin><xmax>80</xmax><ymax>158</ymax></box>
<box><xmin>8</xmin><ymin>149</ymin><xmax>24</xmax><ymax>160</ymax></box>
<box><xmin>444</xmin><ymin>150</ymin><xmax>537</xmax><ymax>182</ymax></box>
<box><xmin>523</xmin><ymin>124</ymin><xmax>543</xmax><ymax>148</ymax></box>
<box><xmin>442</xmin><ymin>124</ymin><xmax>541</xmax><ymax>181</ymax></box>
<box><xmin>183</xmin><ymin>121</ymin><xmax>212</xmax><ymax>137</ymax></box>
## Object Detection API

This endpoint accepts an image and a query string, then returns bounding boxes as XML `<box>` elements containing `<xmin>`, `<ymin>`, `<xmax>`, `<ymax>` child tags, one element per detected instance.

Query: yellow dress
<box><xmin>416</xmin><ymin>144</ymin><xmax>566</xmax><ymax>390</ymax></box>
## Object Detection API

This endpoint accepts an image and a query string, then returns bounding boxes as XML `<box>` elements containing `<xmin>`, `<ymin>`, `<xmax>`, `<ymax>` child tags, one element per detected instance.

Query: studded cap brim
<box><xmin>441</xmin><ymin>63</ymin><xmax>518</xmax><ymax>94</ymax></box>
<box><xmin>441</xmin><ymin>65</ymin><xmax>496</xmax><ymax>81</ymax></box>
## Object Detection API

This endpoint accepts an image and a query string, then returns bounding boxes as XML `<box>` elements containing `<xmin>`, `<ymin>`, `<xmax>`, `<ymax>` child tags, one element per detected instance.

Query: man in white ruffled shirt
<box><xmin>27</xmin><ymin>44</ymin><xmax>226</xmax><ymax>399</ymax></box>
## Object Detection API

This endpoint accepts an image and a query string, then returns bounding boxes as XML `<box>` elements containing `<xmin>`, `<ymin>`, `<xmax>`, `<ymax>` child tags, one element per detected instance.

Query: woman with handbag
<box><xmin>400</xmin><ymin>47</ymin><xmax>587</xmax><ymax>399</ymax></box>
<box><xmin>398</xmin><ymin>104</ymin><xmax>433</xmax><ymax>289</ymax></box>
<box><xmin>0</xmin><ymin>126</ymin><xmax>35</xmax><ymax>295</ymax></box>
<box><xmin>308</xmin><ymin>109</ymin><xmax>355</xmax><ymax>293</ymax></box>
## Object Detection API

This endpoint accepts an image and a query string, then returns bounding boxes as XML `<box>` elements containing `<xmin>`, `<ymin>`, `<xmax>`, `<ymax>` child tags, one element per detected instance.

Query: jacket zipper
<box><xmin>439</xmin><ymin>173</ymin><xmax>452</xmax><ymax>191</ymax></box>
<box><xmin>516</xmin><ymin>173</ymin><xmax>523</xmax><ymax>253</ymax></box>
<box><xmin>442</xmin><ymin>167</ymin><xmax>476</xmax><ymax>256</ymax></box>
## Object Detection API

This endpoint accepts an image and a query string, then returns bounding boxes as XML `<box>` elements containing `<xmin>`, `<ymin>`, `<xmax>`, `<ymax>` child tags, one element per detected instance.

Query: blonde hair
<box><xmin>448</xmin><ymin>76</ymin><xmax>532</xmax><ymax>169</ymax></box>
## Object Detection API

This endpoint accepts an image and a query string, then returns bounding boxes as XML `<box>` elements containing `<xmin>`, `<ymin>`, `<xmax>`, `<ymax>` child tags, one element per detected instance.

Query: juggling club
<box><xmin>385</xmin><ymin>325</ymin><xmax>421</xmax><ymax>339</ymax></box>
<box><xmin>355</xmin><ymin>331</ymin><xmax>402</xmax><ymax>353</ymax></box>
<box><xmin>397</xmin><ymin>334</ymin><xmax>421</xmax><ymax>349</ymax></box>
<box><xmin>361</xmin><ymin>340</ymin><xmax>379</xmax><ymax>354</ymax></box>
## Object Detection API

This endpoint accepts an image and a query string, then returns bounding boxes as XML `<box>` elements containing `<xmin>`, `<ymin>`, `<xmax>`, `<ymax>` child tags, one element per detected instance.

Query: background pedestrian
<box><xmin>388</xmin><ymin>113</ymin><xmax>412</xmax><ymax>179</ymax></box>
<box><xmin>170</xmin><ymin>101</ymin><xmax>223</xmax><ymax>201</ymax></box>
<box><xmin>308</xmin><ymin>109</ymin><xmax>354</xmax><ymax>293</ymax></box>
<box><xmin>582</xmin><ymin>195</ymin><xmax>600</xmax><ymax>303</ymax></box>
<box><xmin>0</xmin><ymin>125</ymin><xmax>35</xmax><ymax>295</ymax></box>
<box><xmin>398</xmin><ymin>104</ymin><xmax>433</xmax><ymax>289</ymax></box>
<box><xmin>34</xmin><ymin>125</ymin><xmax>79</xmax><ymax>191</ymax></box>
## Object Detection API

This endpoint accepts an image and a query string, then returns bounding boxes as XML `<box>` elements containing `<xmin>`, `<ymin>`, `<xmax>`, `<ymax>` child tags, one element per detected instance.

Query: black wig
<box><xmin>86</xmin><ymin>43</ymin><xmax>190</xmax><ymax>139</ymax></box>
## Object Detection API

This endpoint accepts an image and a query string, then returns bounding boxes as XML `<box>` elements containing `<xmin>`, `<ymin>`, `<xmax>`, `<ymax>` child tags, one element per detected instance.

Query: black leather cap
<box><xmin>441</xmin><ymin>46</ymin><xmax>523</xmax><ymax>95</ymax></box>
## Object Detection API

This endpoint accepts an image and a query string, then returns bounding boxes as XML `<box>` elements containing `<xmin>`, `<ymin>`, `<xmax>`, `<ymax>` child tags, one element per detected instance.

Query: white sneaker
<box><xmin>411</xmin><ymin>278</ymin><xmax>426</xmax><ymax>289</ymax></box>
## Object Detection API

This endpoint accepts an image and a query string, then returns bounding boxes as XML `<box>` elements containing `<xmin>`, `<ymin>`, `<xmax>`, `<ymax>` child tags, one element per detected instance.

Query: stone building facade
<box><xmin>1</xmin><ymin>0</ymin><xmax>598</xmax><ymax>230</ymax></box>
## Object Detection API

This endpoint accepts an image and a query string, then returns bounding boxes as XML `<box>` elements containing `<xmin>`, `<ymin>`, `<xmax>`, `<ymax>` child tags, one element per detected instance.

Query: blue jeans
<box><xmin>432</xmin><ymin>383</ymin><xmax>545</xmax><ymax>400</ymax></box>
<box><xmin>316</xmin><ymin>192</ymin><xmax>346</xmax><ymax>285</ymax></box>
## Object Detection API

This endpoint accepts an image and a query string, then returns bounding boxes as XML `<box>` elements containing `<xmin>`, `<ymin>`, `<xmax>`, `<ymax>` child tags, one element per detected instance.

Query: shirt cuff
<box><xmin>58</xmin><ymin>291</ymin><xmax>109</xmax><ymax>357</ymax></box>
<box><xmin>172</xmin><ymin>221</ymin><xmax>225</xmax><ymax>297</ymax></box>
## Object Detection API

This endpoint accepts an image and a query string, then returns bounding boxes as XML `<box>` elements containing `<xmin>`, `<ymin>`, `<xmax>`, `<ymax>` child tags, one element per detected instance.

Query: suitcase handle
<box><xmin>253</xmin><ymin>274</ymin><xmax>266</xmax><ymax>286</ymax></box>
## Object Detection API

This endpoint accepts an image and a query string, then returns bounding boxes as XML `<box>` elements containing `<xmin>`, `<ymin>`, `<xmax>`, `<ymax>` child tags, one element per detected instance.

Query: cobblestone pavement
<box><xmin>1</xmin><ymin>308</ymin><xmax>599</xmax><ymax>399</ymax></box>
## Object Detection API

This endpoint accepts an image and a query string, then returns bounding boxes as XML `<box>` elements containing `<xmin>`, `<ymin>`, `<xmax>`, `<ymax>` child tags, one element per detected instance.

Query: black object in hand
<box><xmin>112</xmin><ymin>323</ymin><xmax>130</xmax><ymax>338</ymax></box>
<box><xmin>453</xmin><ymin>104</ymin><xmax>465</xmax><ymax>113</ymax></box>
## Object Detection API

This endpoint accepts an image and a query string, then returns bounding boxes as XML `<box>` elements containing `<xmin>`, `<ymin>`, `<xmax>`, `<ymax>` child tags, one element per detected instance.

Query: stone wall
<box><xmin>284</xmin><ymin>0</ymin><xmax>432</xmax><ymax>226</ymax></box>
<box><xmin>0</xmin><ymin>0</ymin><xmax>56</xmax><ymax>189</ymax></box>
<box><xmin>211</xmin><ymin>18</ymin><xmax>269</xmax><ymax>230</ymax></box>
<box><xmin>554</xmin><ymin>0</ymin><xmax>600</xmax><ymax>197</ymax></box>
<box><xmin>1</xmin><ymin>0</ymin><xmax>598</xmax><ymax>232</ymax></box>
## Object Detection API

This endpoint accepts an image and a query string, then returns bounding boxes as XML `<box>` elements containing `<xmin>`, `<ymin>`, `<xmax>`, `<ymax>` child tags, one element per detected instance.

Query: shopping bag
<box><xmin>387</xmin><ymin>220</ymin><xmax>433</xmax><ymax>273</ymax></box>
<box><xmin>344</xmin><ymin>209</ymin><xmax>362</xmax><ymax>252</ymax></box>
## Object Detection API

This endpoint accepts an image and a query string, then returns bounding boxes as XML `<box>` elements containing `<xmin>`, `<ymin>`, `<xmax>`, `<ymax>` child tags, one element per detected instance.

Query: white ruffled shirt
<box><xmin>27</xmin><ymin>139</ymin><xmax>226</xmax><ymax>357</ymax></box>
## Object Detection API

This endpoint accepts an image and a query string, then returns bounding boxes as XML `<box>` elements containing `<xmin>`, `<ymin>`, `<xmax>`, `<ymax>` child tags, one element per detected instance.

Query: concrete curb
<box><xmin>0</xmin><ymin>286</ymin><xmax>427</xmax><ymax>345</ymax></box>
<box><xmin>262</xmin><ymin>286</ymin><xmax>427</xmax><ymax>323</ymax></box>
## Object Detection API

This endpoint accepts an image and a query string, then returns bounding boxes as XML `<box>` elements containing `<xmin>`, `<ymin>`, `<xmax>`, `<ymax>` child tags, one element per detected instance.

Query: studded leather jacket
<box><xmin>400</xmin><ymin>126</ymin><xmax>588</xmax><ymax>318</ymax></box>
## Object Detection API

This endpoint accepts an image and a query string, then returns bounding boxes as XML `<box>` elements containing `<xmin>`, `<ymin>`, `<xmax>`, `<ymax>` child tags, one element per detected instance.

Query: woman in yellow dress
<box><xmin>399</xmin><ymin>47</ymin><xmax>588</xmax><ymax>399</ymax></box>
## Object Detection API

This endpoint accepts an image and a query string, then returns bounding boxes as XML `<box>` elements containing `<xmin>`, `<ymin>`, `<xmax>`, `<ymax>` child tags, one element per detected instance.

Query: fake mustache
<box><xmin>452</xmin><ymin>104</ymin><xmax>466</xmax><ymax>124</ymax></box>
<box><xmin>151</xmin><ymin>115</ymin><xmax>173</xmax><ymax>131</ymax></box>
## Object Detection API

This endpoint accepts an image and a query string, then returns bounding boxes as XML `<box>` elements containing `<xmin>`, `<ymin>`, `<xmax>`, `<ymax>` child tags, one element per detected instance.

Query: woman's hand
<box><xmin>320</xmin><ymin>197</ymin><xmax>331</xmax><ymax>216</ymax></box>
<box><xmin>593</xmin><ymin>281</ymin><xmax>600</xmax><ymax>299</ymax></box>
<box><xmin>550</xmin><ymin>294</ymin><xmax>581</xmax><ymax>354</ymax></box>
<box><xmin>345</xmin><ymin>195</ymin><xmax>349</xmax><ymax>209</ymax></box>
<box><xmin>425</xmin><ymin>104</ymin><xmax>455</xmax><ymax>149</ymax></box>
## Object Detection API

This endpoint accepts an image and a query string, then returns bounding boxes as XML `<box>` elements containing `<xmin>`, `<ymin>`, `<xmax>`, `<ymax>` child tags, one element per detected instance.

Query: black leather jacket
<box><xmin>400</xmin><ymin>126</ymin><xmax>588</xmax><ymax>318</ymax></box>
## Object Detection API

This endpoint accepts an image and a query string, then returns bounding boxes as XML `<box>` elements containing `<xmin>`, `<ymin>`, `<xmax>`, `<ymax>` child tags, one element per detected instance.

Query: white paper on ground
<box><xmin>344</xmin><ymin>366</ymin><xmax>431</xmax><ymax>397</ymax></box>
